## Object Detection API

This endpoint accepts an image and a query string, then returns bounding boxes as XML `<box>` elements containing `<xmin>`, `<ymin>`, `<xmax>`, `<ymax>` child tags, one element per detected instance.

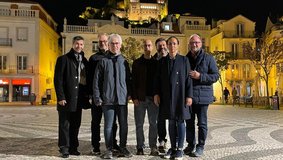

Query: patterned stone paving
<box><xmin>0</xmin><ymin>104</ymin><xmax>282</xmax><ymax>159</ymax></box>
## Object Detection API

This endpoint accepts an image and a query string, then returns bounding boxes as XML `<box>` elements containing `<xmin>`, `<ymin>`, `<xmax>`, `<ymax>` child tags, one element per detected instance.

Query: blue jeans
<box><xmin>186</xmin><ymin>104</ymin><xmax>208</xmax><ymax>149</ymax></box>
<box><xmin>169</xmin><ymin>120</ymin><xmax>185</xmax><ymax>149</ymax></box>
<box><xmin>102</xmin><ymin>105</ymin><xmax>128</xmax><ymax>150</ymax></box>
<box><xmin>91</xmin><ymin>105</ymin><xmax>118</xmax><ymax>149</ymax></box>
<box><xmin>134</xmin><ymin>97</ymin><xmax>159</xmax><ymax>149</ymax></box>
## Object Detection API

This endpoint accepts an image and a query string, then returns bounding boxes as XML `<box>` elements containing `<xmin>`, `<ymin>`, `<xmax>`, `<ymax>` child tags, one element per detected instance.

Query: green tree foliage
<box><xmin>243</xmin><ymin>35</ymin><xmax>283</xmax><ymax>100</ymax></box>
<box><xmin>211</xmin><ymin>51</ymin><xmax>231</xmax><ymax>104</ymax></box>
<box><xmin>121</xmin><ymin>37</ymin><xmax>143</xmax><ymax>68</ymax></box>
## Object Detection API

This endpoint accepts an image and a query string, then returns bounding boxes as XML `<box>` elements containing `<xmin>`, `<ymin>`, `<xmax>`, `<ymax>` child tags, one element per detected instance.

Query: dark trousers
<box><xmin>186</xmin><ymin>104</ymin><xmax>208</xmax><ymax>149</ymax></box>
<box><xmin>102</xmin><ymin>105</ymin><xmax>128</xmax><ymax>150</ymax></box>
<box><xmin>91</xmin><ymin>105</ymin><xmax>118</xmax><ymax>149</ymax></box>
<box><xmin>158</xmin><ymin>119</ymin><xmax>167</xmax><ymax>143</ymax></box>
<box><xmin>58</xmin><ymin>108</ymin><xmax>82</xmax><ymax>151</ymax></box>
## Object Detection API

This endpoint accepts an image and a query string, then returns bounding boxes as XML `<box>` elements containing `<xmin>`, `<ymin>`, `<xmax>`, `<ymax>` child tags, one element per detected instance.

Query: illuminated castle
<box><xmin>114</xmin><ymin>0</ymin><xmax>168</xmax><ymax>21</ymax></box>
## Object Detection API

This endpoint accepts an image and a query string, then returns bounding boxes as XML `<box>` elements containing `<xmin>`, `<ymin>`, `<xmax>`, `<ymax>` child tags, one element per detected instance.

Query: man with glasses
<box><xmin>184</xmin><ymin>34</ymin><xmax>219</xmax><ymax>157</ymax></box>
<box><xmin>88</xmin><ymin>33</ymin><xmax>119</xmax><ymax>155</ymax></box>
<box><xmin>93</xmin><ymin>34</ymin><xmax>132</xmax><ymax>159</ymax></box>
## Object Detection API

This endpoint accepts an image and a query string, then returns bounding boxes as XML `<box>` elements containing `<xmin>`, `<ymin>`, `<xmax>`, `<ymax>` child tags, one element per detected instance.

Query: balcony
<box><xmin>223</xmin><ymin>31</ymin><xmax>255</xmax><ymax>38</ymax></box>
<box><xmin>0</xmin><ymin>65</ymin><xmax>35</xmax><ymax>74</ymax></box>
<box><xmin>65</xmin><ymin>25</ymin><xmax>96</xmax><ymax>33</ymax></box>
<box><xmin>0</xmin><ymin>8</ymin><xmax>38</xmax><ymax>18</ymax></box>
<box><xmin>0</xmin><ymin>38</ymin><xmax>12</xmax><ymax>46</ymax></box>
<box><xmin>185</xmin><ymin>25</ymin><xmax>211</xmax><ymax>30</ymax></box>
<box><xmin>131</xmin><ymin>28</ymin><xmax>158</xmax><ymax>35</ymax></box>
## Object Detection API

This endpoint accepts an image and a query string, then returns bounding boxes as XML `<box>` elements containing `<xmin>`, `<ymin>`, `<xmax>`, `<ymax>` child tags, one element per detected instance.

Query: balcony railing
<box><xmin>0</xmin><ymin>65</ymin><xmax>35</xmax><ymax>74</ymax></box>
<box><xmin>0</xmin><ymin>38</ymin><xmax>12</xmax><ymax>46</ymax></box>
<box><xmin>65</xmin><ymin>25</ymin><xmax>96</xmax><ymax>33</ymax></box>
<box><xmin>0</xmin><ymin>8</ymin><xmax>38</xmax><ymax>18</ymax></box>
<box><xmin>64</xmin><ymin>24</ymin><xmax>159</xmax><ymax>35</ymax></box>
<box><xmin>131</xmin><ymin>28</ymin><xmax>158</xmax><ymax>35</ymax></box>
<box><xmin>185</xmin><ymin>25</ymin><xmax>211</xmax><ymax>30</ymax></box>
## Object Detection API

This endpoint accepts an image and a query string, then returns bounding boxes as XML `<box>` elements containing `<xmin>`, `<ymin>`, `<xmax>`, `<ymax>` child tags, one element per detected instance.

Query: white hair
<box><xmin>108</xmin><ymin>33</ymin><xmax>122</xmax><ymax>44</ymax></box>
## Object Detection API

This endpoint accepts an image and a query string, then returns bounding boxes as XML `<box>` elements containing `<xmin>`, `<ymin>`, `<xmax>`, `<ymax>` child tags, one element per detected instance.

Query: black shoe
<box><xmin>183</xmin><ymin>145</ymin><xmax>195</xmax><ymax>155</ymax></box>
<box><xmin>69</xmin><ymin>150</ymin><xmax>80</xmax><ymax>156</ymax></box>
<box><xmin>119</xmin><ymin>147</ymin><xmax>133</xmax><ymax>158</ymax></box>
<box><xmin>136</xmin><ymin>148</ymin><xmax>144</xmax><ymax>155</ymax></box>
<box><xmin>93</xmin><ymin>147</ymin><xmax>101</xmax><ymax>155</ymax></box>
<box><xmin>61</xmin><ymin>153</ymin><xmax>69</xmax><ymax>158</ymax></box>
<box><xmin>59</xmin><ymin>148</ymin><xmax>69</xmax><ymax>158</ymax></box>
<box><xmin>113</xmin><ymin>143</ymin><xmax>120</xmax><ymax>151</ymax></box>
<box><xmin>192</xmin><ymin>147</ymin><xmax>203</xmax><ymax>157</ymax></box>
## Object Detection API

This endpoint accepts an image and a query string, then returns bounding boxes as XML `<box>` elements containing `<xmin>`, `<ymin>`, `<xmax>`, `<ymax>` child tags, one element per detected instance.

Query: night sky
<box><xmin>32</xmin><ymin>0</ymin><xmax>282</xmax><ymax>34</ymax></box>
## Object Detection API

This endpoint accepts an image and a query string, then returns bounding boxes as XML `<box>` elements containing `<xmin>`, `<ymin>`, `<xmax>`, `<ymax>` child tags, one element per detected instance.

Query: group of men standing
<box><xmin>54</xmin><ymin>33</ymin><xmax>219</xmax><ymax>159</ymax></box>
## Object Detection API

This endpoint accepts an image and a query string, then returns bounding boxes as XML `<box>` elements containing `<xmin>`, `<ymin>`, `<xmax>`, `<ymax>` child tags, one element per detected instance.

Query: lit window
<box><xmin>164</xmin><ymin>24</ymin><xmax>170</xmax><ymax>31</ymax></box>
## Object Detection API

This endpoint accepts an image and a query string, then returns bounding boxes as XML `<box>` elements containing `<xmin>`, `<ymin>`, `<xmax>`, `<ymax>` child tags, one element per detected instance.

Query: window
<box><xmin>0</xmin><ymin>56</ymin><xmax>7</xmax><ymax>70</ymax></box>
<box><xmin>243</xmin><ymin>64</ymin><xmax>250</xmax><ymax>78</ymax></box>
<box><xmin>236</xmin><ymin>23</ymin><xmax>244</xmax><ymax>37</ymax></box>
<box><xmin>164</xmin><ymin>24</ymin><xmax>170</xmax><ymax>31</ymax></box>
<box><xmin>186</xmin><ymin>21</ymin><xmax>192</xmax><ymax>25</ymax></box>
<box><xmin>17</xmin><ymin>27</ymin><xmax>28</xmax><ymax>41</ymax></box>
<box><xmin>17</xmin><ymin>55</ymin><xmax>27</xmax><ymax>70</ymax></box>
<box><xmin>231</xmin><ymin>43</ymin><xmax>238</xmax><ymax>58</ymax></box>
<box><xmin>92</xmin><ymin>41</ymin><xmax>98</xmax><ymax>53</ymax></box>
<box><xmin>193</xmin><ymin>21</ymin><xmax>199</xmax><ymax>25</ymax></box>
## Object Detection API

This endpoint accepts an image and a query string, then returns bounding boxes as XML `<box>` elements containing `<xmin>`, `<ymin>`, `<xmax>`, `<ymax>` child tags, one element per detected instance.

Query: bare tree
<box><xmin>243</xmin><ymin>35</ymin><xmax>283</xmax><ymax>102</ymax></box>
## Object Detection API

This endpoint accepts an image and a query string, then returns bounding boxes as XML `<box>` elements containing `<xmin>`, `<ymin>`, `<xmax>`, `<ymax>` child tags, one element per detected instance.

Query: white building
<box><xmin>0</xmin><ymin>0</ymin><xmax>60</xmax><ymax>103</ymax></box>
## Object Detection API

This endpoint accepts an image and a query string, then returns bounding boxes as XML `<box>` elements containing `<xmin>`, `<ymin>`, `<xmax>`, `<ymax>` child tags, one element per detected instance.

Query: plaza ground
<box><xmin>0</xmin><ymin>103</ymin><xmax>282</xmax><ymax>159</ymax></box>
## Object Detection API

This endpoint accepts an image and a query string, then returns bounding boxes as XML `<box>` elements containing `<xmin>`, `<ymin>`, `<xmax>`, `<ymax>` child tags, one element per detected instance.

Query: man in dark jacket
<box><xmin>54</xmin><ymin>36</ymin><xmax>88</xmax><ymax>158</ymax></box>
<box><xmin>154</xmin><ymin>36</ymin><xmax>193</xmax><ymax>160</ymax></box>
<box><xmin>132</xmin><ymin>39</ymin><xmax>159</xmax><ymax>156</ymax></box>
<box><xmin>93</xmin><ymin>34</ymin><xmax>132</xmax><ymax>159</ymax></box>
<box><xmin>153</xmin><ymin>38</ymin><xmax>169</xmax><ymax>153</ymax></box>
<box><xmin>88</xmin><ymin>33</ymin><xmax>119</xmax><ymax>155</ymax></box>
<box><xmin>184</xmin><ymin>34</ymin><xmax>219</xmax><ymax>157</ymax></box>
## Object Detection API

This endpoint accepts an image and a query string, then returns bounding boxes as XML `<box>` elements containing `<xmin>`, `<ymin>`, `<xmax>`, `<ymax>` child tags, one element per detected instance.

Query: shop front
<box><xmin>12</xmin><ymin>79</ymin><xmax>31</xmax><ymax>101</ymax></box>
<box><xmin>0</xmin><ymin>79</ymin><xmax>9</xmax><ymax>102</ymax></box>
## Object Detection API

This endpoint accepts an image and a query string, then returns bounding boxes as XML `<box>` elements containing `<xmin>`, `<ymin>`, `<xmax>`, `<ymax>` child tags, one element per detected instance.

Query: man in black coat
<box><xmin>184</xmin><ymin>34</ymin><xmax>219</xmax><ymax>157</ymax></box>
<box><xmin>54</xmin><ymin>36</ymin><xmax>88</xmax><ymax>158</ymax></box>
<box><xmin>153</xmin><ymin>38</ymin><xmax>169</xmax><ymax>153</ymax></box>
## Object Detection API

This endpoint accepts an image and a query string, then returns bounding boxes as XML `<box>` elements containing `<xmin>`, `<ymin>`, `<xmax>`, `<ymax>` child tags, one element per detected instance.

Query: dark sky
<box><xmin>32</xmin><ymin>0</ymin><xmax>282</xmax><ymax>34</ymax></box>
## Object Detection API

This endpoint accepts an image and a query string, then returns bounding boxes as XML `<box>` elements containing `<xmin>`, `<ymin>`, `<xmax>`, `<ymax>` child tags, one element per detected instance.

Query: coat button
<box><xmin>75</xmin><ymin>86</ymin><xmax>78</xmax><ymax>89</ymax></box>
<box><xmin>75</xmin><ymin>76</ymin><xmax>78</xmax><ymax>79</ymax></box>
<box><xmin>176</xmin><ymin>82</ymin><xmax>179</xmax><ymax>85</ymax></box>
<box><xmin>176</xmin><ymin>72</ymin><xmax>179</xmax><ymax>74</ymax></box>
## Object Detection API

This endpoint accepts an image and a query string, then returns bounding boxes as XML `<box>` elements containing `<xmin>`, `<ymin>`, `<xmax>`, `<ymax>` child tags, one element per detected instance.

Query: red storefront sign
<box><xmin>12</xmin><ymin>79</ymin><xmax>31</xmax><ymax>85</ymax></box>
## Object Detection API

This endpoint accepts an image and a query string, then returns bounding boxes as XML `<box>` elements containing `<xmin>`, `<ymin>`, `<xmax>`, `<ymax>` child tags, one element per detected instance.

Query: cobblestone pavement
<box><xmin>0</xmin><ymin>104</ymin><xmax>283</xmax><ymax>160</ymax></box>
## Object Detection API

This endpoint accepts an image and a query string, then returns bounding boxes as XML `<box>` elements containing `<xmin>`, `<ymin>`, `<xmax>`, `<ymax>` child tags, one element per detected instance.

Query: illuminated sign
<box><xmin>0</xmin><ymin>79</ymin><xmax>9</xmax><ymax>85</ymax></box>
<box><xmin>12</xmin><ymin>79</ymin><xmax>31</xmax><ymax>85</ymax></box>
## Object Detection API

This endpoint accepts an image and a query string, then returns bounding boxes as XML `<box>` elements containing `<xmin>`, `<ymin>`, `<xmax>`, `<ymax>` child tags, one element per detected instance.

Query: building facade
<box><xmin>0</xmin><ymin>0</ymin><xmax>60</xmax><ymax>103</ymax></box>
<box><xmin>210</xmin><ymin>15</ymin><xmax>257</xmax><ymax>101</ymax></box>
